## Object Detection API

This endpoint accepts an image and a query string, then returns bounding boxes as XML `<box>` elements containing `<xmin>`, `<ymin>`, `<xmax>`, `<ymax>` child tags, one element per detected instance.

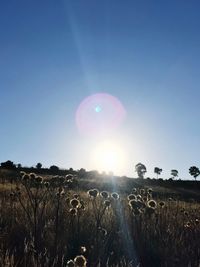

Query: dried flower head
<box><xmin>104</xmin><ymin>200</ymin><xmax>111</xmax><ymax>207</ymax></box>
<box><xmin>100</xmin><ymin>191</ymin><xmax>109</xmax><ymax>199</ymax></box>
<box><xmin>29</xmin><ymin>173</ymin><xmax>36</xmax><ymax>180</ymax></box>
<box><xmin>132</xmin><ymin>188</ymin><xmax>137</xmax><ymax>193</ymax></box>
<box><xmin>147</xmin><ymin>200</ymin><xmax>157</xmax><ymax>209</ymax></box>
<box><xmin>184</xmin><ymin>222</ymin><xmax>191</xmax><ymax>228</ymax></box>
<box><xmin>67</xmin><ymin>260</ymin><xmax>75</xmax><ymax>267</ymax></box>
<box><xmin>22</xmin><ymin>174</ymin><xmax>29</xmax><ymax>182</ymax></box>
<box><xmin>88</xmin><ymin>189</ymin><xmax>99</xmax><ymax>198</ymax></box>
<box><xmin>20</xmin><ymin>171</ymin><xmax>26</xmax><ymax>177</ymax></box>
<box><xmin>159</xmin><ymin>201</ymin><xmax>165</xmax><ymax>208</ymax></box>
<box><xmin>70</xmin><ymin>198</ymin><xmax>80</xmax><ymax>208</ymax></box>
<box><xmin>35</xmin><ymin>176</ymin><xmax>43</xmax><ymax>183</ymax></box>
<box><xmin>74</xmin><ymin>255</ymin><xmax>87</xmax><ymax>267</ymax></box>
<box><xmin>142</xmin><ymin>196</ymin><xmax>147</xmax><ymax>202</ymax></box>
<box><xmin>111</xmin><ymin>192</ymin><xmax>119</xmax><ymax>200</ymax></box>
<box><xmin>147</xmin><ymin>188</ymin><xmax>153</xmax><ymax>194</ymax></box>
<box><xmin>137</xmin><ymin>194</ymin><xmax>142</xmax><ymax>200</ymax></box>
<box><xmin>129</xmin><ymin>200</ymin><xmax>139</xmax><ymax>209</ymax></box>
<box><xmin>127</xmin><ymin>194</ymin><xmax>137</xmax><ymax>201</ymax></box>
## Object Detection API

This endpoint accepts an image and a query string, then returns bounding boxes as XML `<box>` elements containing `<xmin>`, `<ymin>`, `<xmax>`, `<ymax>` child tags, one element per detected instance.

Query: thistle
<box><xmin>147</xmin><ymin>200</ymin><xmax>157</xmax><ymax>209</ymax></box>
<box><xmin>74</xmin><ymin>255</ymin><xmax>87</xmax><ymax>267</ymax></box>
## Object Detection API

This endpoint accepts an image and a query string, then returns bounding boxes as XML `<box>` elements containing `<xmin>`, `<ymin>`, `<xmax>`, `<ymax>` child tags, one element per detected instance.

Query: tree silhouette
<box><xmin>50</xmin><ymin>165</ymin><xmax>59</xmax><ymax>174</ymax></box>
<box><xmin>154</xmin><ymin>167</ymin><xmax>162</xmax><ymax>179</ymax></box>
<box><xmin>171</xmin><ymin>169</ymin><xmax>178</xmax><ymax>180</ymax></box>
<box><xmin>189</xmin><ymin>166</ymin><xmax>200</xmax><ymax>181</ymax></box>
<box><xmin>36</xmin><ymin>163</ymin><xmax>42</xmax><ymax>169</ymax></box>
<box><xmin>0</xmin><ymin>160</ymin><xmax>16</xmax><ymax>169</ymax></box>
<box><xmin>135</xmin><ymin>163</ymin><xmax>147</xmax><ymax>179</ymax></box>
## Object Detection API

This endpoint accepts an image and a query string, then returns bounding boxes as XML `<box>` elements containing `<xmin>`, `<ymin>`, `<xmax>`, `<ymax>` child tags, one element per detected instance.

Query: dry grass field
<box><xmin>0</xmin><ymin>169</ymin><xmax>200</xmax><ymax>267</ymax></box>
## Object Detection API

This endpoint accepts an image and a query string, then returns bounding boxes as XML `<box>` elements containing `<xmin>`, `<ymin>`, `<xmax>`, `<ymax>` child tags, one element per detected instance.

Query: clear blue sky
<box><xmin>1</xmin><ymin>0</ymin><xmax>200</xmax><ymax>179</ymax></box>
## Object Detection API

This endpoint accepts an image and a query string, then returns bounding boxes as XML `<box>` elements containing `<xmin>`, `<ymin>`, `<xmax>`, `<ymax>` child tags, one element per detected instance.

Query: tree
<box><xmin>154</xmin><ymin>167</ymin><xmax>162</xmax><ymax>179</ymax></box>
<box><xmin>135</xmin><ymin>163</ymin><xmax>147</xmax><ymax>179</ymax></box>
<box><xmin>0</xmin><ymin>160</ymin><xmax>16</xmax><ymax>169</ymax></box>
<box><xmin>171</xmin><ymin>169</ymin><xmax>178</xmax><ymax>180</ymax></box>
<box><xmin>189</xmin><ymin>166</ymin><xmax>200</xmax><ymax>181</ymax></box>
<box><xmin>36</xmin><ymin>163</ymin><xmax>42</xmax><ymax>169</ymax></box>
<box><xmin>49</xmin><ymin>165</ymin><xmax>59</xmax><ymax>173</ymax></box>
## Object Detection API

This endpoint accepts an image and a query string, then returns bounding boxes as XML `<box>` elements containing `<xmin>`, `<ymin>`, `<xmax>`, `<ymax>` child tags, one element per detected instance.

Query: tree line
<box><xmin>135</xmin><ymin>163</ymin><xmax>200</xmax><ymax>180</ymax></box>
<box><xmin>0</xmin><ymin>160</ymin><xmax>199</xmax><ymax>180</ymax></box>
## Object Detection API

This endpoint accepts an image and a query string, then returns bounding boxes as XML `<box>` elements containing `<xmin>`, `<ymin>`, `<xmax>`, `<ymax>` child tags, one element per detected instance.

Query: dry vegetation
<box><xmin>0</xmin><ymin>171</ymin><xmax>200</xmax><ymax>267</ymax></box>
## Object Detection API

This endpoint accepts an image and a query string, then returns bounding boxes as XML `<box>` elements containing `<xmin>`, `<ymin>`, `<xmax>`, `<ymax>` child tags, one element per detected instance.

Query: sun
<box><xmin>91</xmin><ymin>140</ymin><xmax>126</xmax><ymax>175</ymax></box>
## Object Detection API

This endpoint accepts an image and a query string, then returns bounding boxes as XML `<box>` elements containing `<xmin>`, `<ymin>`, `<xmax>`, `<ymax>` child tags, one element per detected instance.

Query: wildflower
<box><xmin>70</xmin><ymin>198</ymin><xmax>80</xmax><ymax>208</ymax></box>
<box><xmin>142</xmin><ymin>196</ymin><xmax>147</xmax><ymax>202</ymax></box>
<box><xmin>29</xmin><ymin>173</ymin><xmax>36</xmax><ymax>180</ymax></box>
<box><xmin>127</xmin><ymin>194</ymin><xmax>137</xmax><ymax>201</ymax></box>
<box><xmin>137</xmin><ymin>194</ymin><xmax>142</xmax><ymax>200</ymax></box>
<box><xmin>69</xmin><ymin>208</ymin><xmax>77</xmax><ymax>216</ymax></box>
<box><xmin>129</xmin><ymin>200</ymin><xmax>139</xmax><ymax>209</ymax></box>
<box><xmin>159</xmin><ymin>201</ymin><xmax>165</xmax><ymax>208</ymax></box>
<box><xmin>22</xmin><ymin>174</ymin><xmax>29</xmax><ymax>182</ymax></box>
<box><xmin>132</xmin><ymin>188</ymin><xmax>137</xmax><ymax>193</ymax></box>
<box><xmin>74</xmin><ymin>255</ymin><xmax>87</xmax><ymax>267</ymax></box>
<box><xmin>104</xmin><ymin>200</ymin><xmax>111</xmax><ymax>207</ymax></box>
<box><xmin>195</xmin><ymin>219</ymin><xmax>199</xmax><ymax>225</ymax></box>
<box><xmin>20</xmin><ymin>171</ymin><xmax>26</xmax><ymax>177</ymax></box>
<box><xmin>100</xmin><ymin>191</ymin><xmax>109</xmax><ymax>199</ymax></box>
<box><xmin>147</xmin><ymin>188</ymin><xmax>153</xmax><ymax>194</ymax></box>
<box><xmin>147</xmin><ymin>200</ymin><xmax>157</xmax><ymax>209</ymax></box>
<box><xmin>35</xmin><ymin>176</ymin><xmax>43</xmax><ymax>183</ymax></box>
<box><xmin>87</xmin><ymin>189</ymin><xmax>99</xmax><ymax>198</ymax></box>
<box><xmin>67</xmin><ymin>260</ymin><xmax>75</xmax><ymax>267</ymax></box>
<box><xmin>111</xmin><ymin>192</ymin><xmax>119</xmax><ymax>200</ymax></box>
<box><xmin>73</xmin><ymin>194</ymin><xmax>79</xmax><ymax>199</ymax></box>
<box><xmin>184</xmin><ymin>222</ymin><xmax>191</xmax><ymax>228</ymax></box>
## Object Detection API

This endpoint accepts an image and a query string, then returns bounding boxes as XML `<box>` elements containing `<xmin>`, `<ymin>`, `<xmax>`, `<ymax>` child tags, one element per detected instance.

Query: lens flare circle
<box><xmin>76</xmin><ymin>93</ymin><xmax>126</xmax><ymax>135</ymax></box>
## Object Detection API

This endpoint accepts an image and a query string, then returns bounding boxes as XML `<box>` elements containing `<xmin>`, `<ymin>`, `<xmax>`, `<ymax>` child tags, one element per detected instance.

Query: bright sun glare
<box><xmin>92</xmin><ymin>141</ymin><xmax>126</xmax><ymax>175</ymax></box>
